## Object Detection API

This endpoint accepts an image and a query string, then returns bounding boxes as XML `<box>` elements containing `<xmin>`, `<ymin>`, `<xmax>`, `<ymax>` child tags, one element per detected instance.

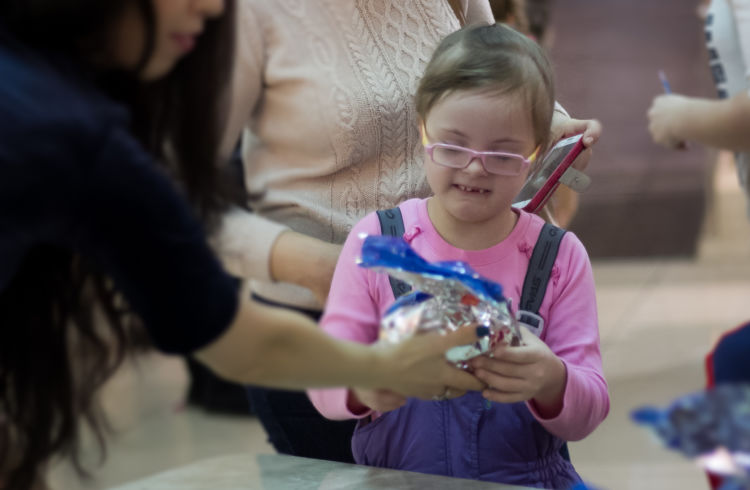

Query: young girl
<box><xmin>308</xmin><ymin>23</ymin><xmax>609</xmax><ymax>488</ymax></box>
<box><xmin>0</xmin><ymin>1</ymin><xmax>486</xmax><ymax>488</ymax></box>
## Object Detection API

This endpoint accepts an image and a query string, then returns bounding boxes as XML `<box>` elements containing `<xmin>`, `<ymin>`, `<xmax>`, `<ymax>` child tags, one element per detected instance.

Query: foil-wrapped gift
<box><xmin>358</xmin><ymin>234</ymin><xmax>524</xmax><ymax>364</ymax></box>
<box><xmin>632</xmin><ymin>383</ymin><xmax>750</xmax><ymax>485</ymax></box>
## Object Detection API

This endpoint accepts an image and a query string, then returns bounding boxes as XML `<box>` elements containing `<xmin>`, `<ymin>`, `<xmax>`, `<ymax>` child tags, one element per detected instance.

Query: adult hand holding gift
<box><xmin>358</xmin><ymin>234</ymin><xmax>524</xmax><ymax>363</ymax></box>
<box><xmin>351</xmin><ymin>234</ymin><xmax>517</xmax><ymax>408</ymax></box>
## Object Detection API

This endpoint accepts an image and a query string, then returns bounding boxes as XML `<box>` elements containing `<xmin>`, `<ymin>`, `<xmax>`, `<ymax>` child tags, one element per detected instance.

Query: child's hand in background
<box><xmin>468</xmin><ymin>327</ymin><xmax>567</xmax><ymax>418</ymax></box>
<box><xmin>647</xmin><ymin>93</ymin><xmax>690</xmax><ymax>149</ymax></box>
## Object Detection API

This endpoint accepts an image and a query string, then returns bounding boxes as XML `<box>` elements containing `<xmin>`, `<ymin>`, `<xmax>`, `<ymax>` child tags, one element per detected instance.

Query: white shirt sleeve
<box><xmin>730</xmin><ymin>0</ymin><xmax>750</xmax><ymax>85</ymax></box>
<box><xmin>212</xmin><ymin>3</ymin><xmax>289</xmax><ymax>283</ymax></box>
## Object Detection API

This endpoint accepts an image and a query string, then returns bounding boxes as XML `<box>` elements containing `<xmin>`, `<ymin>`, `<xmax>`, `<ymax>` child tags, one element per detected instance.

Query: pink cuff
<box><xmin>307</xmin><ymin>388</ymin><xmax>373</xmax><ymax>421</ymax></box>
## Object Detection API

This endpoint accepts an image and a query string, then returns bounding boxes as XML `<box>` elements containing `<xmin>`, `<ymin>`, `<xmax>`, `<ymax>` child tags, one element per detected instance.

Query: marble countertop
<box><xmin>110</xmin><ymin>453</ymin><xmax>527</xmax><ymax>489</ymax></box>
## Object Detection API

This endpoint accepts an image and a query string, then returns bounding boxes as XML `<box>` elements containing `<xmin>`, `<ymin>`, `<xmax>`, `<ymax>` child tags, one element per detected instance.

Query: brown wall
<box><xmin>547</xmin><ymin>0</ymin><xmax>717</xmax><ymax>257</ymax></box>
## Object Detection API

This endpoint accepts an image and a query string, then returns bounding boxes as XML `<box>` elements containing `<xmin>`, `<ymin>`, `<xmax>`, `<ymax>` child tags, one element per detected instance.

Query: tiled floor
<box><xmin>47</xmin><ymin>154</ymin><xmax>750</xmax><ymax>490</ymax></box>
<box><xmin>571</xmin><ymin>152</ymin><xmax>750</xmax><ymax>490</ymax></box>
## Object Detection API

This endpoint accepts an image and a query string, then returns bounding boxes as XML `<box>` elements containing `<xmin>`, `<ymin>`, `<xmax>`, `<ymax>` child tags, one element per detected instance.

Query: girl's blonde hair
<box><xmin>416</xmin><ymin>23</ymin><xmax>554</xmax><ymax>152</ymax></box>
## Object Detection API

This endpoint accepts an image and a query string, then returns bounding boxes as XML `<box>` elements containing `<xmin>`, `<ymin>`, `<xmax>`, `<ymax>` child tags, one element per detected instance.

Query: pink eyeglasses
<box><xmin>422</xmin><ymin>129</ymin><xmax>539</xmax><ymax>176</ymax></box>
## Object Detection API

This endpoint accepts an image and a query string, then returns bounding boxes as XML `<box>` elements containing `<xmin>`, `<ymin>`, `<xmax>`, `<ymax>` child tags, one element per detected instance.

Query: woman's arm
<box><xmin>213</xmin><ymin>213</ymin><xmax>341</xmax><ymax>308</ymax></box>
<box><xmin>88</xmin><ymin>125</ymin><xmax>484</xmax><ymax>400</ymax></box>
<box><xmin>213</xmin><ymin>3</ymin><xmax>340</xmax><ymax>306</ymax></box>
<box><xmin>269</xmin><ymin>230</ymin><xmax>342</xmax><ymax>307</ymax></box>
<box><xmin>546</xmin><ymin>109</ymin><xmax>603</xmax><ymax>227</ymax></box>
<box><xmin>194</xmin><ymin>296</ymin><xmax>486</xmax><ymax>398</ymax></box>
<box><xmin>212</xmin><ymin>208</ymin><xmax>340</xmax><ymax>306</ymax></box>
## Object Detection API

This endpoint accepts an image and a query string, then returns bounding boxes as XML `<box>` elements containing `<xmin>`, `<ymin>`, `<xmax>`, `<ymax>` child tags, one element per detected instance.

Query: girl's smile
<box><xmin>422</xmin><ymin>89</ymin><xmax>537</xmax><ymax>249</ymax></box>
<box><xmin>454</xmin><ymin>183</ymin><xmax>491</xmax><ymax>194</ymax></box>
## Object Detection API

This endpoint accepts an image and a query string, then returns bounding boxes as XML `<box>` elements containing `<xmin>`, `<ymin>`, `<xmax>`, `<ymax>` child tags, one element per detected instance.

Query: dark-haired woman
<box><xmin>0</xmin><ymin>1</ymin><xmax>486</xmax><ymax>488</ymax></box>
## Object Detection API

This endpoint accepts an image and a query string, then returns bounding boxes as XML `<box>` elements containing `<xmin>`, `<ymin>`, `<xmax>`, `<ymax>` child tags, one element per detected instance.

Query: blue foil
<box><xmin>359</xmin><ymin>235</ymin><xmax>523</xmax><ymax>362</ymax></box>
<box><xmin>360</xmin><ymin>235</ymin><xmax>505</xmax><ymax>302</ymax></box>
<box><xmin>632</xmin><ymin>383</ymin><xmax>750</xmax><ymax>482</ymax></box>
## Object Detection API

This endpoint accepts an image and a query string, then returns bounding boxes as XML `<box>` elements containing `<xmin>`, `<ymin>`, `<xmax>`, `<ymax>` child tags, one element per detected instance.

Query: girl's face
<box><xmin>422</xmin><ymin>89</ymin><xmax>537</xmax><ymax>229</ymax></box>
<box><xmin>110</xmin><ymin>0</ymin><xmax>225</xmax><ymax>80</ymax></box>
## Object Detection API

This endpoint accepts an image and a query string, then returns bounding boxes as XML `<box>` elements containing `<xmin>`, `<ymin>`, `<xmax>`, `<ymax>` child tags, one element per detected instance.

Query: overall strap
<box><xmin>376</xmin><ymin>207</ymin><xmax>412</xmax><ymax>298</ymax></box>
<box><xmin>519</xmin><ymin>222</ymin><xmax>570</xmax><ymax>463</ymax></box>
<box><xmin>519</xmin><ymin>223</ymin><xmax>566</xmax><ymax>329</ymax></box>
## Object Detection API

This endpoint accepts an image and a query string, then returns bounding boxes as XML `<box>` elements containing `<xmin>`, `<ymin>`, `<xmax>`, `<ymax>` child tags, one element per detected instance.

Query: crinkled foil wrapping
<box><xmin>632</xmin><ymin>383</ymin><xmax>750</xmax><ymax>485</ymax></box>
<box><xmin>358</xmin><ymin>234</ymin><xmax>523</xmax><ymax>365</ymax></box>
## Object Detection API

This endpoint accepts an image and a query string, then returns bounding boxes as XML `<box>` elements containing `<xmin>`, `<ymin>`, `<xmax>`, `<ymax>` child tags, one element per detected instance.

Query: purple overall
<box><xmin>351</xmin><ymin>391</ymin><xmax>581</xmax><ymax>489</ymax></box>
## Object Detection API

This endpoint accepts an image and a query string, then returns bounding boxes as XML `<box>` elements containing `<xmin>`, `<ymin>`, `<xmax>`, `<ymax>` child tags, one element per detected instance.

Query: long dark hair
<box><xmin>0</xmin><ymin>1</ymin><xmax>236</xmax><ymax>488</ymax></box>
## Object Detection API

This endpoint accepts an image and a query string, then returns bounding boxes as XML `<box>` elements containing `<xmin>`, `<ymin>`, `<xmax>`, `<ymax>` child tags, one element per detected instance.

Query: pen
<box><xmin>658</xmin><ymin>69</ymin><xmax>672</xmax><ymax>94</ymax></box>
<box><xmin>657</xmin><ymin>70</ymin><xmax>687</xmax><ymax>150</ymax></box>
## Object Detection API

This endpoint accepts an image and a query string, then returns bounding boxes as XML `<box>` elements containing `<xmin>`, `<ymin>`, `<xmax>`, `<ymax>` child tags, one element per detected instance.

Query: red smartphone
<box><xmin>513</xmin><ymin>134</ymin><xmax>588</xmax><ymax>213</ymax></box>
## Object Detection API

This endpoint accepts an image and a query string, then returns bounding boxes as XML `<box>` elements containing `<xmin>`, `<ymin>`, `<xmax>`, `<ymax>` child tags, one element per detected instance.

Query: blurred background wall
<box><xmin>547</xmin><ymin>0</ymin><xmax>717</xmax><ymax>258</ymax></box>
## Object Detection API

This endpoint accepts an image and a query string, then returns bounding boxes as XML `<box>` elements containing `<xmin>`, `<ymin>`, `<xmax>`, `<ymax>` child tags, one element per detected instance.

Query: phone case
<box><xmin>514</xmin><ymin>134</ymin><xmax>586</xmax><ymax>214</ymax></box>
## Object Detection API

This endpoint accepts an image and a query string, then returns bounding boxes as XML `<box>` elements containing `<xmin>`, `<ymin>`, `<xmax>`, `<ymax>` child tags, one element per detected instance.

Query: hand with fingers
<box><xmin>468</xmin><ymin>326</ymin><xmax>567</xmax><ymax>418</ymax></box>
<box><xmin>547</xmin><ymin>113</ymin><xmax>602</xmax><ymax>227</ymax></box>
<box><xmin>647</xmin><ymin>93</ymin><xmax>690</xmax><ymax>150</ymax></box>
<box><xmin>373</xmin><ymin>325</ymin><xmax>489</xmax><ymax>401</ymax></box>
<box><xmin>550</xmin><ymin>112</ymin><xmax>602</xmax><ymax>173</ymax></box>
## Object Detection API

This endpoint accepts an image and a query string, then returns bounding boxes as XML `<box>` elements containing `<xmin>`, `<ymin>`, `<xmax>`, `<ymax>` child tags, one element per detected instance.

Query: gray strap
<box><xmin>518</xmin><ymin>222</ymin><xmax>572</xmax><ymax>463</ymax></box>
<box><xmin>376</xmin><ymin>208</ymin><xmax>412</xmax><ymax>298</ymax></box>
<box><xmin>519</xmin><ymin>223</ymin><xmax>566</xmax><ymax>328</ymax></box>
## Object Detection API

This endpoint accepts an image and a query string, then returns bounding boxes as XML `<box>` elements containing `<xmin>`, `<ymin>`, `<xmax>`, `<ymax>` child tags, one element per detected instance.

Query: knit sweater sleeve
<box><xmin>465</xmin><ymin>0</ymin><xmax>495</xmax><ymax>25</ymax></box>
<box><xmin>525</xmin><ymin>232</ymin><xmax>610</xmax><ymax>441</ymax></box>
<box><xmin>307</xmin><ymin>213</ymin><xmax>385</xmax><ymax>420</ymax></box>
<box><xmin>212</xmin><ymin>3</ymin><xmax>289</xmax><ymax>282</ymax></box>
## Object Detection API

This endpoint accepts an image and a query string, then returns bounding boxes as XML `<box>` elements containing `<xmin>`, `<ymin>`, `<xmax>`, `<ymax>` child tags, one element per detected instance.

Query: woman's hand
<box><xmin>197</xmin><ymin>296</ymin><xmax>486</xmax><ymax>394</ymax></box>
<box><xmin>372</xmin><ymin>327</ymin><xmax>487</xmax><ymax>400</ymax></box>
<box><xmin>547</xmin><ymin>113</ymin><xmax>602</xmax><ymax>226</ymax></box>
<box><xmin>550</xmin><ymin>112</ymin><xmax>602</xmax><ymax>172</ymax></box>
<box><xmin>647</xmin><ymin>94</ymin><xmax>690</xmax><ymax>149</ymax></box>
<box><xmin>270</xmin><ymin>231</ymin><xmax>342</xmax><ymax>307</ymax></box>
<box><xmin>468</xmin><ymin>327</ymin><xmax>566</xmax><ymax>418</ymax></box>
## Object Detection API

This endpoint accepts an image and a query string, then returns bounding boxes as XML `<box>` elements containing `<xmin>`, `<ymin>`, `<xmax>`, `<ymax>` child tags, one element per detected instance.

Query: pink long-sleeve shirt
<box><xmin>308</xmin><ymin>198</ymin><xmax>609</xmax><ymax>442</ymax></box>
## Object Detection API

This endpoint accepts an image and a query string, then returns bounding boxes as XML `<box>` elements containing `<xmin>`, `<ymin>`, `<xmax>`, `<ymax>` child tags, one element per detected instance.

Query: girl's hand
<box><xmin>468</xmin><ymin>327</ymin><xmax>566</xmax><ymax>418</ymax></box>
<box><xmin>647</xmin><ymin>94</ymin><xmax>690</xmax><ymax>149</ymax></box>
<box><xmin>349</xmin><ymin>388</ymin><xmax>407</xmax><ymax>413</ymax></box>
<box><xmin>374</xmin><ymin>327</ymin><xmax>487</xmax><ymax>400</ymax></box>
